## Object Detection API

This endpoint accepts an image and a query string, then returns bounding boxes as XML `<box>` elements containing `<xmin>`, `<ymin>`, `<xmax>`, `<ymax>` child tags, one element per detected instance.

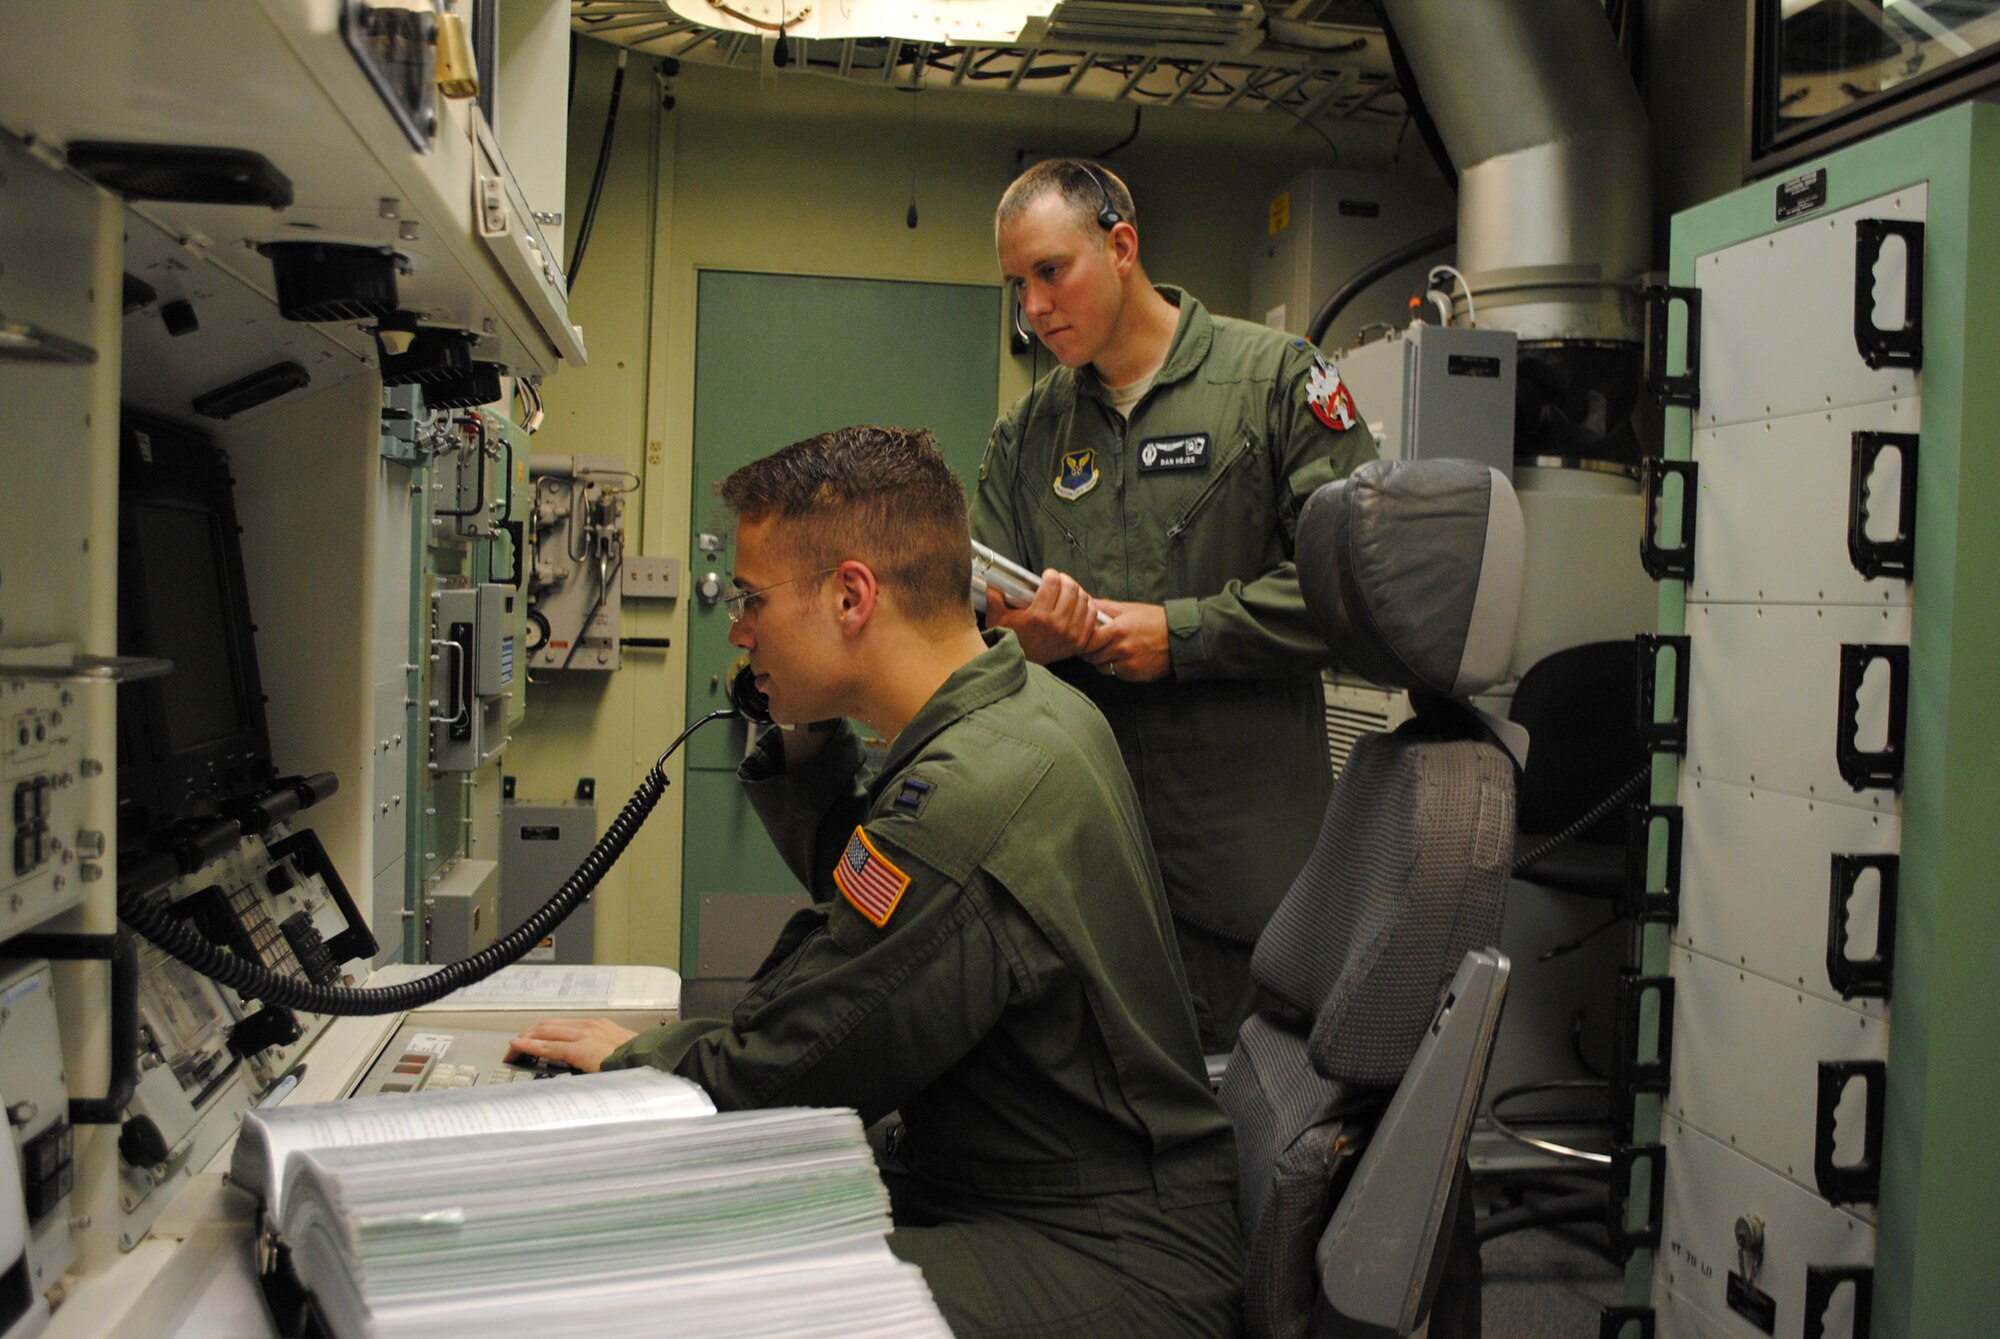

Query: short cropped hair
<box><xmin>995</xmin><ymin>158</ymin><xmax>1137</xmax><ymax>242</ymax></box>
<box><xmin>720</xmin><ymin>425</ymin><xmax>971</xmax><ymax>631</ymax></box>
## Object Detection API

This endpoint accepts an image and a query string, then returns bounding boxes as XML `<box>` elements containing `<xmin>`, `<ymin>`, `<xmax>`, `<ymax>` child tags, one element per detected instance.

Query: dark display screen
<box><xmin>134</xmin><ymin>501</ymin><xmax>245</xmax><ymax>752</ymax></box>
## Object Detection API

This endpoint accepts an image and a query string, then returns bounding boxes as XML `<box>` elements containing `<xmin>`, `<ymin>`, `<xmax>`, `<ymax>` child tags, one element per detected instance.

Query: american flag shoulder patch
<box><xmin>833</xmin><ymin>826</ymin><xmax>911</xmax><ymax>928</ymax></box>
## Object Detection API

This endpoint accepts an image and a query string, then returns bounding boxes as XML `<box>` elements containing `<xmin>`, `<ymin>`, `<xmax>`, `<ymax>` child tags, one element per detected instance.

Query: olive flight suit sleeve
<box><xmin>735</xmin><ymin>721</ymin><xmax>871</xmax><ymax>905</ymax></box>
<box><xmin>970</xmin><ymin>408</ymin><xmax>1033</xmax><ymax>568</ymax></box>
<box><xmin>1163</xmin><ymin>342</ymin><xmax>1377</xmax><ymax>682</ymax></box>
<box><xmin>600</xmin><ymin>830</ymin><xmax>1019</xmax><ymax>1128</ymax></box>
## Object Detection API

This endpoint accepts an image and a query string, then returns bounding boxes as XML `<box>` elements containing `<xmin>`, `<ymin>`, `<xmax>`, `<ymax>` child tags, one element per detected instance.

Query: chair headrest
<box><xmin>1297</xmin><ymin>459</ymin><xmax>1525</xmax><ymax>699</ymax></box>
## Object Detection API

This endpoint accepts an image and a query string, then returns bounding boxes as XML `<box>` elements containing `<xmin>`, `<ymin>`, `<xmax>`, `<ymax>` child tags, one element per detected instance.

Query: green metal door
<box><xmin>682</xmin><ymin>270</ymin><xmax>1001</xmax><ymax>979</ymax></box>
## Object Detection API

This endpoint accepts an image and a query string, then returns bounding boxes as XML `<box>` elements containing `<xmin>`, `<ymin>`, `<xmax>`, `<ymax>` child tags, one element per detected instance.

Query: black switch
<box><xmin>119</xmin><ymin>1115</ymin><xmax>172</xmax><ymax>1169</ymax></box>
<box><xmin>22</xmin><ymin>1120</ymin><xmax>73</xmax><ymax>1220</ymax></box>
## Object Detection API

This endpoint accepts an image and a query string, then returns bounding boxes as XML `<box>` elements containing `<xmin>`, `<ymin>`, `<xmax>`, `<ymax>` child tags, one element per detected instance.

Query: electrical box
<box><xmin>620</xmin><ymin>555</ymin><xmax>681</xmax><ymax>600</ymax></box>
<box><xmin>1</xmin><ymin>648</ymin><xmax>92</xmax><ymax>942</ymax></box>
<box><xmin>426</xmin><ymin>858</ymin><xmax>501</xmax><ymax>963</ymax></box>
<box><xmin>1251</xmin><ymin>167</ymin><xmax>1457</xmax><ymax>347</ymax></box>
<box><xmin>526</xmin><ymin>454</ymin><xmax>626</xmax><ymax>671</ymax></box>
<box><xmin>0</xmin><ymin>960</ymin><xmax>75</xmax><ymax>1321</ymax></box>
<box><xmin>431</xmin><ymin>584</ymin><xmax>515</xmax><ymax>772</ymax></box>
<box><xmin>433</xmin><ymin>417</ymin><xmax>501</xmax><ymax>544</ymax></box>
<box><xmin>499</xmin><ymin>799</ymin><xmax>598</xmax><ymax>964</ymax></box>
<box><xmin>1332</xmin><ymin>324</ymin><xmax>1518</xmax><ymax>478</ymax></box>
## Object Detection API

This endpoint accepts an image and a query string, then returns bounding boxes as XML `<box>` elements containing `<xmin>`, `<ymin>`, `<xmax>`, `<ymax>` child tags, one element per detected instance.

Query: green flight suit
<box><xmin>603</xmin><ymin>631</ymin><xmax>1241</xmax><ymax>1339</ymax></box>
<box><xmin>971</xmin><ymin>288</ymin><xmax>1378</xmax><ymax>1050</ymax></box>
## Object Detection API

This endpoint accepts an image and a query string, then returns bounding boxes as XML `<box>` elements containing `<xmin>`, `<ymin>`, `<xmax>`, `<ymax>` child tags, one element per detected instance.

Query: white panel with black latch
<box><xmin>1691</xmin><ymin>184</ymin><xmax>1927</xmax><ymax>432</ymax></box>
<box><xmin>1666</xmin><ymin>946</ymin><xmax>1888</xmax><ymax>1213</ymax></box>
<box><xmin>1683</xmin><ymin>603</ymin><xmax>1910</xmax><ymax>808</ymax></box>
<box><xmin>1673</xmin><ymin>778</ymin><xmax>1898</xmax><ymax>1018</ymax></box>
<box><xmin>1689</xmin><ymin>404</ymin><xmax>1918</xmax><ymax>609</ymax></box>
<box><xmin>1655</xmin><ymin>1112</ymin><xmax>1875</xmax><ymax>1339</ymax></box>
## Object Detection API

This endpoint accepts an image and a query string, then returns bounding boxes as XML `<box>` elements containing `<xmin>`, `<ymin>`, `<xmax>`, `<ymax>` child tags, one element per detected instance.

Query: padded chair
<box><xmin>1218</xmin><ymin>458</ymin><xmax>1526</xmax><ymax>1339</ymax></box>
<box><xmin>1508</xmin><ymin>640</ymin><xmax>1649</xmax><ymax>900</ymax></box>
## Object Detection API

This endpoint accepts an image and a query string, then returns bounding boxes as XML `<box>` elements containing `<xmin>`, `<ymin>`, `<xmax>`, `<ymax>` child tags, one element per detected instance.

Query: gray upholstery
<box><xmin>1296</xmin><ymin>457</ymin><xmax>1523</xmax><ymax>698</ymax></box>
<box><xmin>1253</xmin><ymin>733</ymin><xmax>1513</xmax><ymax>1087</ymax></box>
<box><xmin>1220</xmin><ymin>458</ymin><xmax>1523</xmax><ymax>1339</ymax></box>
<box><xmin>1222</xmin><ymin>1016</ymin><xmax>1367</xmax><ymax>1339</ymax></box>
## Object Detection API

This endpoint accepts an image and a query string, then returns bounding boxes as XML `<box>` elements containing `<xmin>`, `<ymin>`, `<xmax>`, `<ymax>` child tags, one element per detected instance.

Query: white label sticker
<box><xmin>404</xmin><ymin>1032</ymin><xmax>456</xmax><ymax>1056</ymax></box>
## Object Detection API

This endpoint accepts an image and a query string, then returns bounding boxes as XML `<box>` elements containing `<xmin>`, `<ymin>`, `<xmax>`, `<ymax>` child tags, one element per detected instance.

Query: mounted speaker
<box><xmin>67</xmin><ymin>142</ymin><xmax>293</xmax><ymax>208</ymax></box>
<box><xmin>257</xmin><ymin>243</ymin><xmax>399</xmax><ymax>323</ymax></box>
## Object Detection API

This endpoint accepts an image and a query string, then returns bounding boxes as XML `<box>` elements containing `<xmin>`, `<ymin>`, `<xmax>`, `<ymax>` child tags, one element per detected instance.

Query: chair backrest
<box><xmin>1219</xmin><ymin>459</ymin><xmax>1524</xmax><ymax>1339</ymax></box>
<box><xmin>1509</xmin><ymin>639</ymin><xmax>1646</xmax><ymax>842</ymax></box>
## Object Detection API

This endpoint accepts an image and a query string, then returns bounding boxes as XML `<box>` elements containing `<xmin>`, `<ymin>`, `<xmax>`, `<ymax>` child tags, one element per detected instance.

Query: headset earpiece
<box><xmin>1083</xmin><ymin>163</ymin><xmax>1123</xmax><ymax>232</ymax></box>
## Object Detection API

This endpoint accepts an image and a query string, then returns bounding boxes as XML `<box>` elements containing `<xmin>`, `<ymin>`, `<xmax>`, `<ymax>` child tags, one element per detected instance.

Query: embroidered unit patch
<box><xmin>1305</xmin><ymin>355</ymin><xmax>1358</xmax><ymax>432</ymax></box>
<box><xmin>834</xmin><ymin>826</ymin><xmax>911</xmax><ymax>928</ymax></box>
<box><xmin>1053</xmin><ymin>447</ymin><xmax>1100</xmax><ymax>500</ymax></box>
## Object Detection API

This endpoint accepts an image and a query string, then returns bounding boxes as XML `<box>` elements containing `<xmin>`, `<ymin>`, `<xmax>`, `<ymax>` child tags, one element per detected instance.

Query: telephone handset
<box><xmin>728</xmin><ymin>661</ymin><xmax>774</xmax><ymax>724</ymax></box>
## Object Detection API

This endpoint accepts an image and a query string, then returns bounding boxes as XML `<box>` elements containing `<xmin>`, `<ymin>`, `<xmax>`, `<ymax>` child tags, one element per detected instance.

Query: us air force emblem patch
<box><xmin>1053</xmin><ymin>447</ymin><xmax>1100</xmax><ymax>500</ymax></box>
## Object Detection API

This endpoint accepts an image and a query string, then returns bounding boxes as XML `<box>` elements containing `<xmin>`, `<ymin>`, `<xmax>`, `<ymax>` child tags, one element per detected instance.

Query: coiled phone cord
<box><xmin>118</xmin><ymin>708</ymin><xmax>742</xmax><ymax>1016</ymax></box>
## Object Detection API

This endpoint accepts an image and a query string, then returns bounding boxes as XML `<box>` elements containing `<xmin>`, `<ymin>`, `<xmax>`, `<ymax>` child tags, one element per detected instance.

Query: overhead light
<box><xmin>668</xmin><ymin>0</ymin><xmax>1057</xmax><ymax>45</ymax></box>
<box><xmin>191</xmin><ymin>361</ymin><xmax>311</xmax><ymax>420</ymax></box>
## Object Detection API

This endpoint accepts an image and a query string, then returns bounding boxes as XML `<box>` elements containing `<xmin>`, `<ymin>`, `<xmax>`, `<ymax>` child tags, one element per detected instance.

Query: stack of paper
<box><xmin>235</xmin><ymin>1071</ymin><xmax>950</xmax><ymax>1338</ymax></box>
<box><xmin>233</xmin><ymin>1068</ymin><xmax>717</xmax><ymax>1218</ymax></box>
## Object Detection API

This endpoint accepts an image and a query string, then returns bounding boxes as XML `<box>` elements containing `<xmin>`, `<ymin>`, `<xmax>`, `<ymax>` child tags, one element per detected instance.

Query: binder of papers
<box><xmin>233</xmin><ymin>1069</ymin><xmax>951</xmax><ymax>1339</ymax></box>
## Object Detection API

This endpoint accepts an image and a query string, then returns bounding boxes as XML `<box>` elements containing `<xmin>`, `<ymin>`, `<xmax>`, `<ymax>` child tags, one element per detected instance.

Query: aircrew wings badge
<box><xmin>1305</xmin><ymin>354</ymin><xmax>1358</xmax><ymax>432</ymax></box>
<box><xmin>834</xmin><ymin>826</ymin><xmax>911</xmax><ymax>928</ymax></box>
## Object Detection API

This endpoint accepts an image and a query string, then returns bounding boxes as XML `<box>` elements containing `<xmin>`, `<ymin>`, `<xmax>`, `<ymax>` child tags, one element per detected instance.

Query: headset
<box><xmin>1079</xmin><ymin>161</ymin><xmax>1125</xmax><ymax>232</ymax></box>
<box><xmin>995</xmin><ymin>160</ymin><xmax>1125</xmax><ymax>568</ymax></box>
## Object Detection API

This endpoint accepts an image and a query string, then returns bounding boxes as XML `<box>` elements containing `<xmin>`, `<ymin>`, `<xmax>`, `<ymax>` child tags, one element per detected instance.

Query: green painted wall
<box><xmin>502</xmin><ymin>42</ymin><xmax>1416</xmax><ymax>969</ymax></box>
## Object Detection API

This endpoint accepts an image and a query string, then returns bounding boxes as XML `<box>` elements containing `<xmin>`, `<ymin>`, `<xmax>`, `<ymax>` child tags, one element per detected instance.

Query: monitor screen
<box><xmin>118</xmin><ymin>411</ymin><xmax>275</xmax><ymax>839</ymax></box>
<box><xmin>133</xmin><ymin>501</ymin><xmax>247</xmax><ymax>752</ymax></box>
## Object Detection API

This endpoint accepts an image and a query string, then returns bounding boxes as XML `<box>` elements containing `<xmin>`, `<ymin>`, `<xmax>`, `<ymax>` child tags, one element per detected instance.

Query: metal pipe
<box><xmin>1376</xmin><ymin>0</ymin><xmax>1651</xmax><ymax>344</ymax></box>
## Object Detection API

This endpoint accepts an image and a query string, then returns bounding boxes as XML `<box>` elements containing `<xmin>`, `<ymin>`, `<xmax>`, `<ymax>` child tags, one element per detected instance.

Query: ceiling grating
<box><xmin>570</xmin><ymin>1</ymin><xmax>1404</xmax><ymax>125</ymax></box>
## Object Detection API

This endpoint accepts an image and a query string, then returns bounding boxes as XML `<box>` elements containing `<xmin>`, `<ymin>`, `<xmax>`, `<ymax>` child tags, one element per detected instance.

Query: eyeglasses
<box><xmin>722</xmin><ymin>568</ymin><xmax>839</xmax><ymax>625</ymax></box>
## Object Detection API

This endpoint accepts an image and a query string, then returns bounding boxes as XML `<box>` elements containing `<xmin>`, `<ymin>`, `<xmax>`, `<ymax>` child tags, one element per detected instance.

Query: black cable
<box><xmin>1091</xmin><ymin>107</ymin><xmax>1142</xmax><ymax>159</ymax></box>
<box><xmin>1370</xmin><ymin>0</ymin><xmax>1456</xmax><ymax>190</ymax></box>
<box><xmin>567</xmin><ymin>50</ymin><xmax>628</xmax><ymax>293</ymax></box>
<box><xmin>1263</xmin><ymin>96</ymin><xmax>1341</xmax><ymax>164</ymax></box>
<box><xmin>118</xmin><ymin>710</ymin><xmax>738</xmax><ymax>1017</ymax></box>
<box><xmin>1511</xmin><ymin>766</ymin><xmax>1651</xmax><ymax>878</ymax></box>
<box><xmin>1570</xmin><ymin>1007</ymin><xmax>1605</xmax><ymax>1081</ymax></box>
<box><xmin>1305</xmin><ymin>224</ymin><xmax>1456</xmax><ymax>346</ymax></box>
<box><xmin>1537</xmin><ymin>912</ymin><xmax>1623</xmax><ymax>963</ymax></box>
<box><xmin>1477</xmin><ymin>1189</ymin><xmax>1607</xmax><ymax>1243</ymax></box>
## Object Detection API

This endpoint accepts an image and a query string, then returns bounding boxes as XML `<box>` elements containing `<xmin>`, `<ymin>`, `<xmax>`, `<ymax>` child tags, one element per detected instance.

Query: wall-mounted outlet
<box><xmin>621</xmin><ymin>555</ymin><xmax>681</xmax><ymax>599</ymax></box>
